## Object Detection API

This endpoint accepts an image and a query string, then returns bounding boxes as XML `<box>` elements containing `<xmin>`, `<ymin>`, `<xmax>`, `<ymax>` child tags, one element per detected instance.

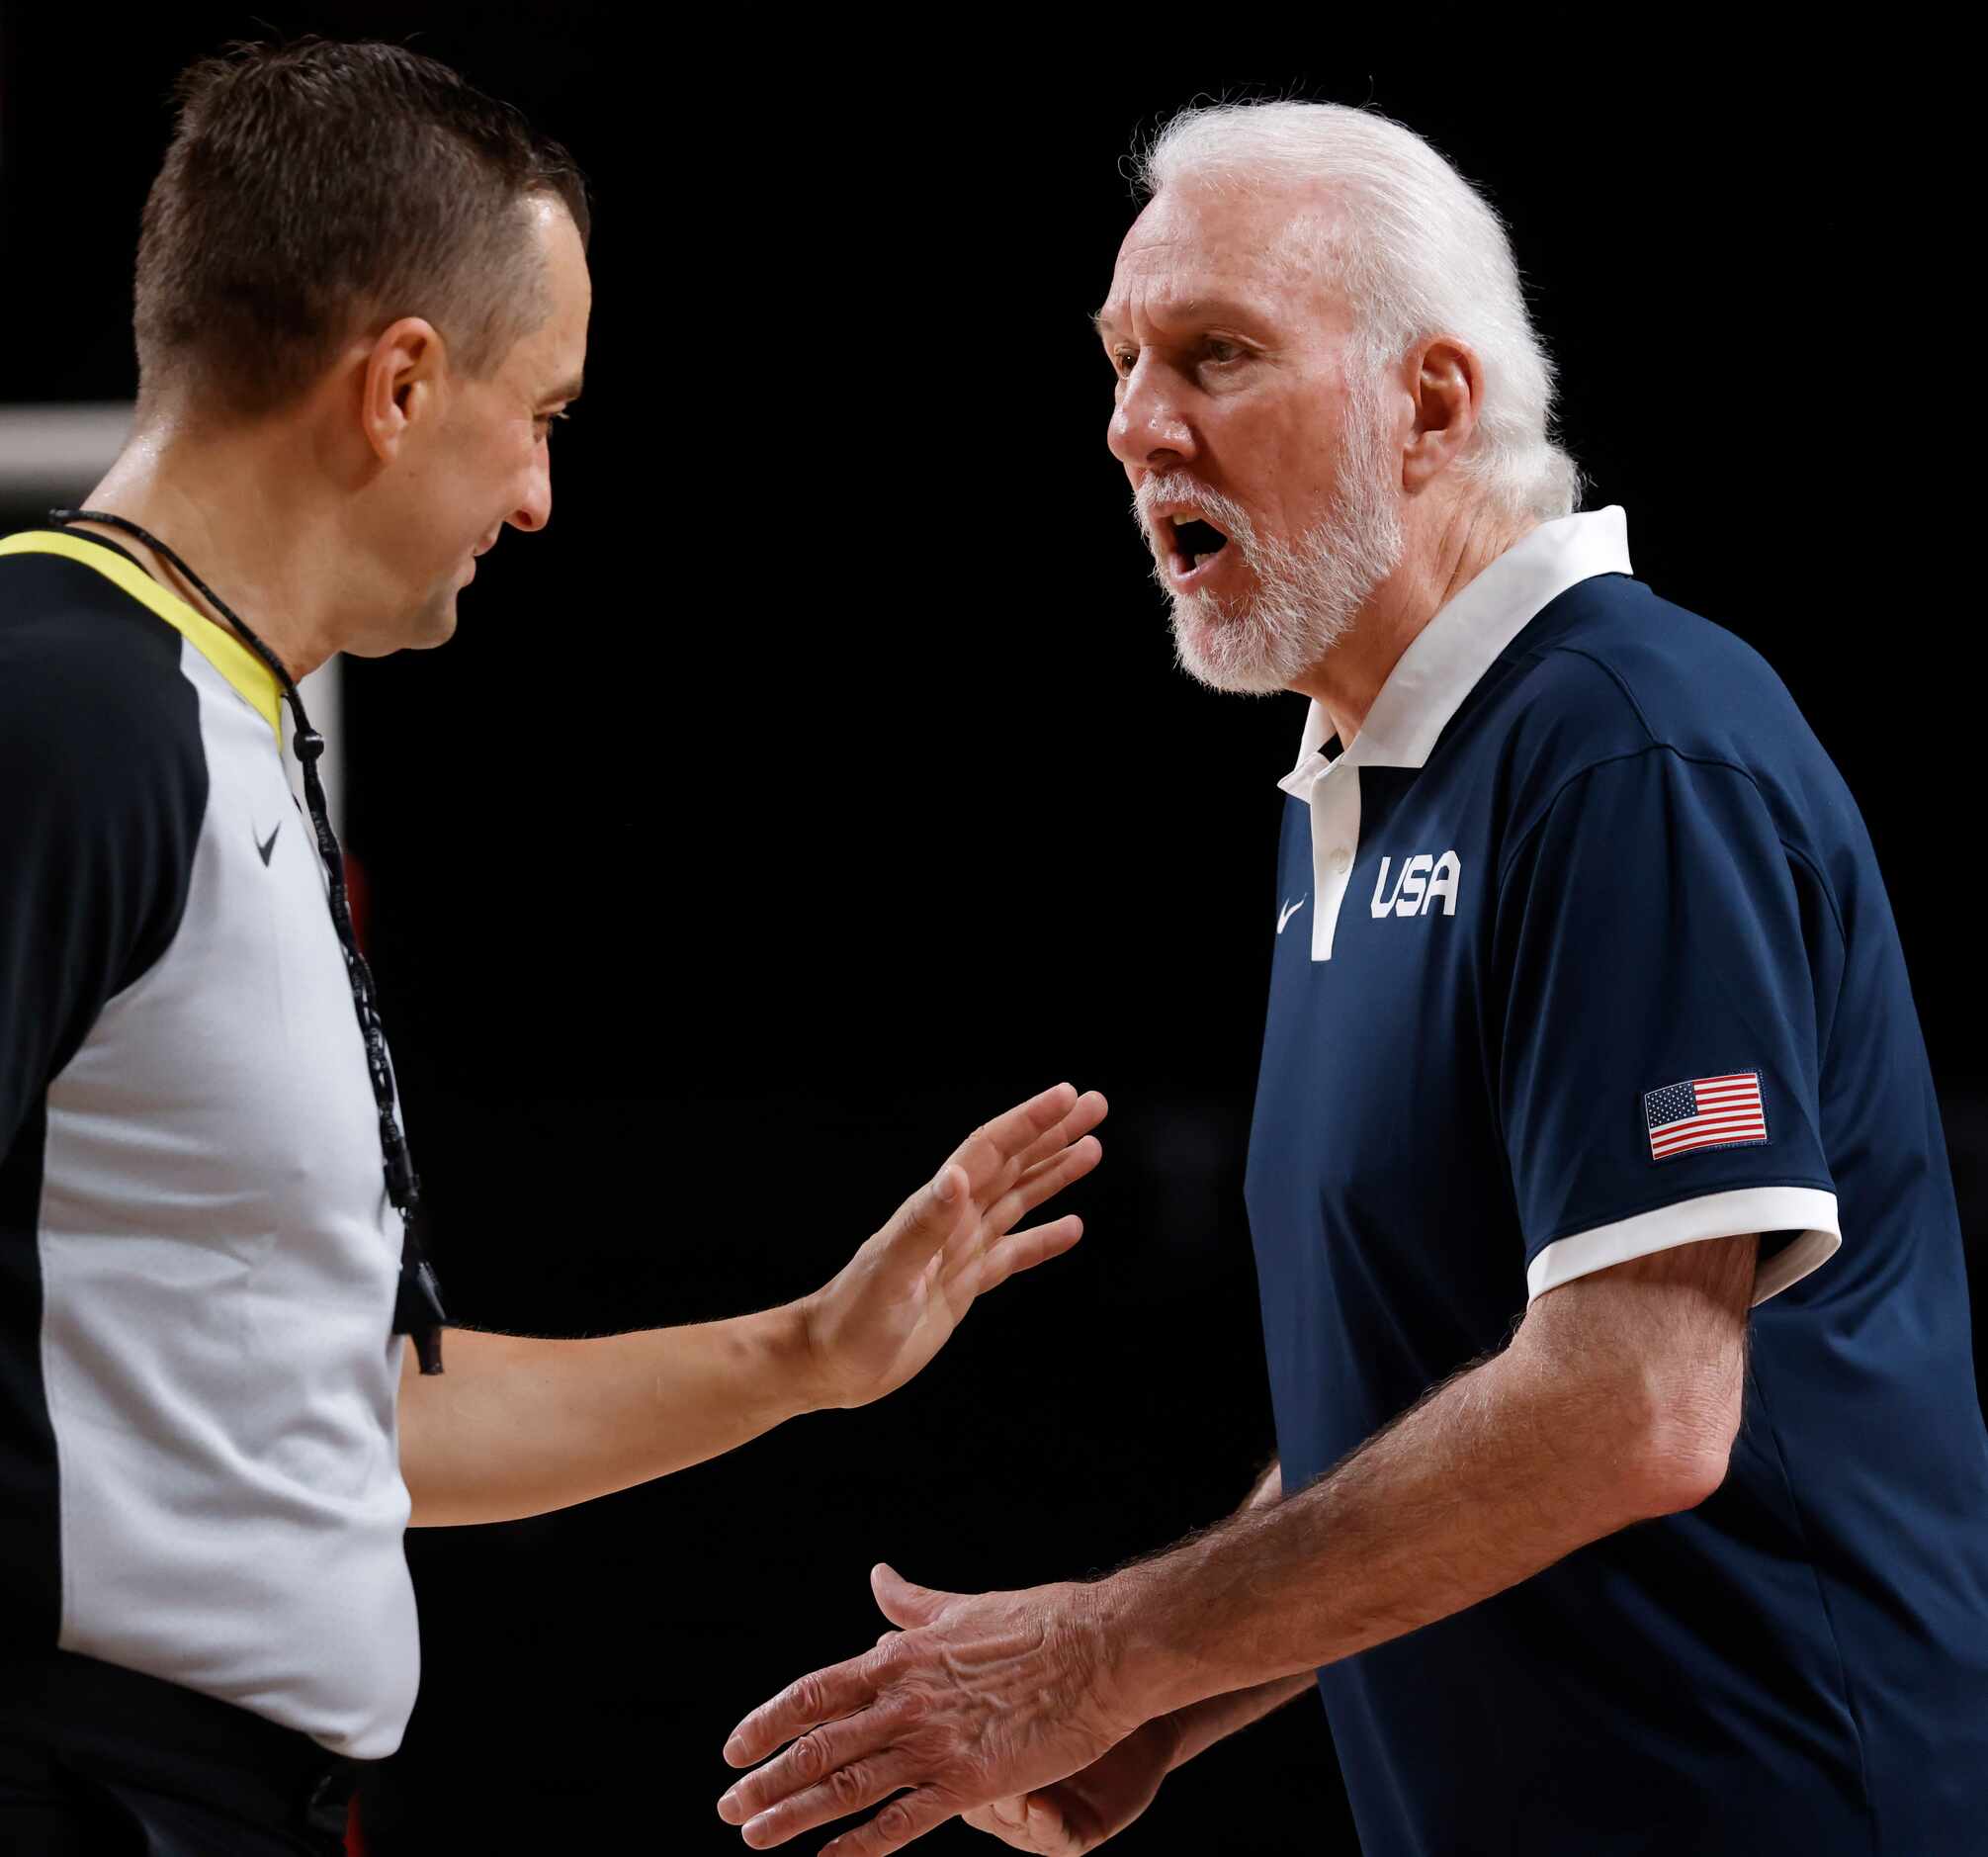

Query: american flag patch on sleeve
<box><xmin>1643</xmin><ymin>1072</ymin><xmax>1769</xmax><ymax>1161</ymax></box>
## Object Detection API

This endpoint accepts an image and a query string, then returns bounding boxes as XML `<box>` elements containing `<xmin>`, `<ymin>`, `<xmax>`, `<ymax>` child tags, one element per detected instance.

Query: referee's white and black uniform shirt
<box><xmin>0</xmin><ymin>530</ymin><xmax>416</xmax><ymax>1760</ymax></box>
<box><xmin>1246</xmin><ymin>507</ymin><xmax>1988</xmax><ymax>1856</ymax></box>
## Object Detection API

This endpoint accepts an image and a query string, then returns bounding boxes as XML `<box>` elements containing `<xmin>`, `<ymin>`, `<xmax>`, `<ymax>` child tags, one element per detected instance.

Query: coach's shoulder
<box><xmin>1505</xmin><ymin>576</ymin><xmax>1818</xmax><ymax>788</ymax></box>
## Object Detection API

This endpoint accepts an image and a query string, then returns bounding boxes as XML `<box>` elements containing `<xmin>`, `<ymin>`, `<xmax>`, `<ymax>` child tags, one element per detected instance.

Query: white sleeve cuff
<box><xmin>1525</xmin><ymin>1187</ymin><xmax>1841</xmax><ymax>1307</ymax></box>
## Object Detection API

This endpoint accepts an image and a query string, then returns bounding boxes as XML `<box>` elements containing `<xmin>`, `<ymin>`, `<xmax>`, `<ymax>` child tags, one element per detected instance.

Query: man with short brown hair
<box><xmin>0</xmin><ymin>39</ymin><xmax>1104</xmax><ymax>1853</ymax></box>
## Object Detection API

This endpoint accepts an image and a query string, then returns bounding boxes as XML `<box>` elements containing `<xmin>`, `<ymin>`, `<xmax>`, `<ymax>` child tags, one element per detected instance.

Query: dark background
<box><xmin>0</xmin><ymin>14</ymin><xmax>1977</xmax><ymax>1853</ymax></box>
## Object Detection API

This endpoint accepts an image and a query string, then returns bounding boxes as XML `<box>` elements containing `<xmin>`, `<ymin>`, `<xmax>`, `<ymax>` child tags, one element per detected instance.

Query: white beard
<box><xmin>1138</xmin><ymin>386</ymin><xmax>1405</xmax><ymax>696</ymax></box>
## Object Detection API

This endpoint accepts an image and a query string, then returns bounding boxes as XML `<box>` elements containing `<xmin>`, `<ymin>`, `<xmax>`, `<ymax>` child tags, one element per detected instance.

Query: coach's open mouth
<box><xmin>1167</xmin><ymin>514</ymin><xmax>1231</xmax><ymax>577</ymax></box>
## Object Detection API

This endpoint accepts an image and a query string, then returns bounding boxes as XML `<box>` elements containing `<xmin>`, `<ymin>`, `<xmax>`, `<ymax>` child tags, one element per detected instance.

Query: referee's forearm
<box><xmin>395</xmin><ymin>1309</ymin><xmax>826</xmax><ymax>1527</ymax></box>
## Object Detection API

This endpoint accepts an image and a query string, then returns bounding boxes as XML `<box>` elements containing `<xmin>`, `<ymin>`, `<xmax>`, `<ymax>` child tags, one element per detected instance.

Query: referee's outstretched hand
<box><xmin>797</xmin><ymin>1082</ymin><xmax>1105</xmax><ymax>1412</ymax></box>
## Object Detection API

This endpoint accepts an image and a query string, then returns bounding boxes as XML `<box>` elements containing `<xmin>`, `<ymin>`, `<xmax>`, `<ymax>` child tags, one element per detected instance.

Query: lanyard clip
<box><xmin>393</xmin><ymin>1246</ymin><xmax>448</xmax><ymax>1374</ymax></box>
<box><xmin>385</xmin><ymin>1143</ymin><xmax>419</xmax><ymax>1214</ymax></box>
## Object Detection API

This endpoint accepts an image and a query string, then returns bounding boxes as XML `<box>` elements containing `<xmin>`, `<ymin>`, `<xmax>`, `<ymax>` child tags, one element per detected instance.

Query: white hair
<box><xmin>1134</xmin><ymin>100</ymin><xmax>1582</xmax><ymax>523</ymax></box>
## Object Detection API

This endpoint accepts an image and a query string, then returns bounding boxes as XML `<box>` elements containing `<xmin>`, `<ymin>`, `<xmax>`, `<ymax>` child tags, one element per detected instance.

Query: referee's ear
<box><xmin>358</xmin><ymin>316</ymin><xmax>447</xmax><ymax>464</ymax></box>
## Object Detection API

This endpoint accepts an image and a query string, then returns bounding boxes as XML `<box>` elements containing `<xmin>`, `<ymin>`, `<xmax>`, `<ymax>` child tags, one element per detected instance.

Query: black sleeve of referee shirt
<box><xmin>0</xmin><ymin>562</ymin><xmax>207</xmax><ymax>1159</ymax></box>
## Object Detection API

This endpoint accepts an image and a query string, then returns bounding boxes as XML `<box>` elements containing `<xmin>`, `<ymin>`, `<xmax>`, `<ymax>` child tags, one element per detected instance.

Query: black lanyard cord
<box><xmin>49</xmin><ymin>508</ymin><xmax>447</xmax><ymax>1372</ymax></box>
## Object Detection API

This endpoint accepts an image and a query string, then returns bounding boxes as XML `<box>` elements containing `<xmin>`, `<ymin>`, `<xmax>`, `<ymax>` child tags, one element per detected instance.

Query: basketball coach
<box><xmin>0</xmin><ymin>40</ymin><xmax>1106</xmax><ymax>1853</ymax></box>
<box><xmin>719</xmin><ymin>101</ymin><xmax>1988</xmax><ymax>1857</ymax></box>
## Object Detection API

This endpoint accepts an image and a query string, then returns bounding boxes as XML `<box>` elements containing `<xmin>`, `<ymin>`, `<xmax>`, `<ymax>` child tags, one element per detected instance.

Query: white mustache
<box><xmin>1132</xmin><ymin>482</ymin><xmax>1258</xmax><ymax>559</ymax></box>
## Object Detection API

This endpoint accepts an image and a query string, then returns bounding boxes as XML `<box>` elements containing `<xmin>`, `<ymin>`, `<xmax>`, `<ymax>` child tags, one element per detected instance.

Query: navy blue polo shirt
<box><xmin>1245</xmin><ymin>508</ymin><xmax>1988</xmax><ymax>1856</ymax></box>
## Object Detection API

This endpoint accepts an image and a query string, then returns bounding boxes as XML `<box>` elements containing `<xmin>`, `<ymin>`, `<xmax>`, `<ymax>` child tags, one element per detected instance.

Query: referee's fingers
<box><xmin>870</xmin><ymin>1164</ymin><xmax>970</xmax><ymax>1284</ymax></box>
<box><xmin>946</xmin><ymin>1084</ymin><xmax>1080</xmax><ymax>1196</ymax></box>
<box><xmin>1004</xmin><ymin>1090</ymin><xmax>1108</xmax><ymax>1181</ymax></box>
<box><xmin>983</xmin><ymin>1136</ymin><xmax>1102</xmax><ymax>1241</ymax></box>
<box><xmin>974</xmin><ymin>1214</ymin><xmax>1084</xmax><ymax>1296</ymax></box>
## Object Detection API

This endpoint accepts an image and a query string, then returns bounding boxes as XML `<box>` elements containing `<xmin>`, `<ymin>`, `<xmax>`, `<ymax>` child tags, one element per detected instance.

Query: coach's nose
<box><xmin>1107</xmin><ymin>356</ymin><xmax>1198</xmax><ymax>474</ymax></box>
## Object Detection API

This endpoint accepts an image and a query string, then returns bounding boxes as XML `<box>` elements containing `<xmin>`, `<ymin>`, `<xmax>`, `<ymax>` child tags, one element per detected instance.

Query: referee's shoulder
<box><xmin>0</xmin><ymin>548</ymin><xmax>204</xmax><ymax>802</ymax></box>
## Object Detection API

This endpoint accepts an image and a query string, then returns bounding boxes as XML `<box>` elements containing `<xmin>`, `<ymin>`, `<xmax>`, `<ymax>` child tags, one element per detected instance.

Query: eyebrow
<box><xmin>1089</xmin><ymin>299</ymin><xmax>1267</xmax><ymax>341</ymax></box>
<box><xmin>540</xmin><ymin>375</ymin><xmax>584</xmax><ymax>407</ymax></box>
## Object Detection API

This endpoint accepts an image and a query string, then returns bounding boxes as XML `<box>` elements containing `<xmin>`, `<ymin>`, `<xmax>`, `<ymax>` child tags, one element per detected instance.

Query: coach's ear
<box><xmin>358</xmin><ymin>316</ymin><xmax>446</xmax><ymax>464</ymax></box>
<box><xmin>872</xmin><ymin>1562</ymin><xmax>952</xmax><ymax>1630</ymax></box>
<box><xmin>1400</xmin><ymin>334</ymin><xmax>1485</xmax><ymax>494</ymax></box>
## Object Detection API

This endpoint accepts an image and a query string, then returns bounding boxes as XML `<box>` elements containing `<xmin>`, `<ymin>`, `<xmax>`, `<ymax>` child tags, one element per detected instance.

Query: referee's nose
<box><xmin>509</xmin><ymin>447</ymin><xmax>553</xmax><ymax>535</ymax></box>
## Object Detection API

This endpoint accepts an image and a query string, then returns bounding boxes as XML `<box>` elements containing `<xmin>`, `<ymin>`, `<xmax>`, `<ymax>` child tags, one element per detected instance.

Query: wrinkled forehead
<box><xmin>1098</xmin><ymin>180</ymin><xmax>1344</xmax><ymax>335</ymax></box>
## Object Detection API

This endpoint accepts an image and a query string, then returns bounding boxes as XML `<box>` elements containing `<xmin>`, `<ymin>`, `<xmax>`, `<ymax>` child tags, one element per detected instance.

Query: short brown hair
<box><xmin>133</xmin><ymin>38</ymin><xmax>590</xmax><ymax>420</ymax></box>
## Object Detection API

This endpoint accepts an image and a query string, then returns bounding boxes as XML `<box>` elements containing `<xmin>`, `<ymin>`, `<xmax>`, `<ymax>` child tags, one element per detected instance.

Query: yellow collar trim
<box><xmin>0</xmin><ymin>529</ymin><xmax>283</xmax><ymax>738</ymax></box>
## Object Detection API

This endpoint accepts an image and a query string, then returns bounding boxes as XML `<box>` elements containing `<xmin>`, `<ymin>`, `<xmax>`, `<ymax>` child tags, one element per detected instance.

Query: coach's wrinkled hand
<box><xmin>960</xmin><ymin>1716</ymin><xmax>1179</xmax><ymax>1854</ymax></box>
<box><xmin>719</xmin><ymin>1566</ymin><xmax>1139</xmax><ymax>1854</ymax></box>
<box><xmin>799</xmin><ymin>1083</ymin><xmax>1105</xmax><ymax>1411</ymax></box>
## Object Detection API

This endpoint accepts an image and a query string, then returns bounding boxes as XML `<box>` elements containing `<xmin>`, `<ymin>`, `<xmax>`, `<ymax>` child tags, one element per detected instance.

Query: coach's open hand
<box><xmin>958</xmin><ymin>1719</ymin><xmax>1179</xmax><ymax>1854</ymax></box>
<box><xmin>800</xmin><ymin>1084</ymin><xmax>1106</xmax><ymax>1410</ymax></box>
<box><xmin>718</xmin><ymin>1566</ymin><xmax>1139</xmax><ymax>1854</ymax></box>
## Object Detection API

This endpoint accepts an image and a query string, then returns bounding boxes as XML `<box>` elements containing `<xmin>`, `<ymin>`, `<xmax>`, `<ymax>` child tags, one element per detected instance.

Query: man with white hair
<box><xmin>718</xmin><ymin>101</ymin><xmax>1988</xmax><ymax>1857</ymax></box>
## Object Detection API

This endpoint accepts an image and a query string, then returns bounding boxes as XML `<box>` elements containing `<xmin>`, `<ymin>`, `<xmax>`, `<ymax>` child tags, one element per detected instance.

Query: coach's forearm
<box><xmin>397</xmin><ymin>1313</ymin><xmax>826</xmax><ymax>1527</ymax></box>
<box><xmin>1157</xmin><ymin>1671</ymin><xmax>1316</xmax><ymax>1771</ymax></box>
<box><xmin>1152</xmin><ymin>1457</ymin><xmax>1312</xmax><ymax>1767</ymax></box>
<box><xmin>1095</xmin><ymin>1336</ymin><xmax>1703</xmax><ymax>1723</ymax></box>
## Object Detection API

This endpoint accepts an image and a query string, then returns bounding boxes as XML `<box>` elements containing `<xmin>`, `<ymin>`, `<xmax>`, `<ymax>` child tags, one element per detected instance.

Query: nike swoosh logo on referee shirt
<box><xmin>256</xmin><ymin>822</ymin><xmax>282</xmax><ymax>866</ymax></box>
<box><xmin>1277</xmin><ymin>896</ymin><xmax>1307</xmax><ymax>934</ymax></box>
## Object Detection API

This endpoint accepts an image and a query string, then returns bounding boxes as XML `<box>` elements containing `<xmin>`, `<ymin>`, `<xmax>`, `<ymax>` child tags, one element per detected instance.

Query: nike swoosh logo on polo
<box><xmin>256</xmin><ymin>822</ymin><xmax>282</xmax><ymax>866</ymax></box>
<box><xmin>1277</xmin><ymin>896</ymin><xmax>1308</xmax><ymax>934</ymax></box>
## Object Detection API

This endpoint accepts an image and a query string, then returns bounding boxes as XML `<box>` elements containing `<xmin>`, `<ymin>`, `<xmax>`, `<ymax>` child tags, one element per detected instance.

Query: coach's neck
<box><xmin>1292</xmin><ymin>490</ymin><xmax>1534</xmax><ymax>751</ymax></box>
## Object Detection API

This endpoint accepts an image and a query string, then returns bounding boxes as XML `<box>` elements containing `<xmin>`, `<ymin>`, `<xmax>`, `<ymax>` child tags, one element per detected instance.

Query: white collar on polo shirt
<box><xmin>1272</xmin><ymin>505</ymin><xmax>1633</xmax><ymax>961</ymax></box>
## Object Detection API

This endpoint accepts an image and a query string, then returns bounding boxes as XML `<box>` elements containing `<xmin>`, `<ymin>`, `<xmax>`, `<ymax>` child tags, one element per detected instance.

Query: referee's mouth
<box><xmin>461</xmin><ymin>532</ymin><xmax>500</xmax><ymax>583</ymax></box>
<box><xmin>1163</xmin><ymin>512</ymin><xmax>1232</xmax><ymax>589</ymax></box>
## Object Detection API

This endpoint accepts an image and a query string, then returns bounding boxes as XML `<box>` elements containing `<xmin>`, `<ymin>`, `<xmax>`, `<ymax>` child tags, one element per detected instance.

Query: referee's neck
<box><xmin>74</xmin><ymin>426</ymin><xmax>354</xmax><ymax>682</ymax></box>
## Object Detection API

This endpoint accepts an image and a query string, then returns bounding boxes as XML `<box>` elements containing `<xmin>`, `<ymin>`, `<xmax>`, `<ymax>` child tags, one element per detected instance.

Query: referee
<box><xmin>717</xmin><ymin>103</ymin><xmax>1988</xmax><ymax>1857</ymax></box>
<box><xmin>0</xmin><ymin>40</ymin><xmax>1104</xmax><ymax>1854</ymax></box>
